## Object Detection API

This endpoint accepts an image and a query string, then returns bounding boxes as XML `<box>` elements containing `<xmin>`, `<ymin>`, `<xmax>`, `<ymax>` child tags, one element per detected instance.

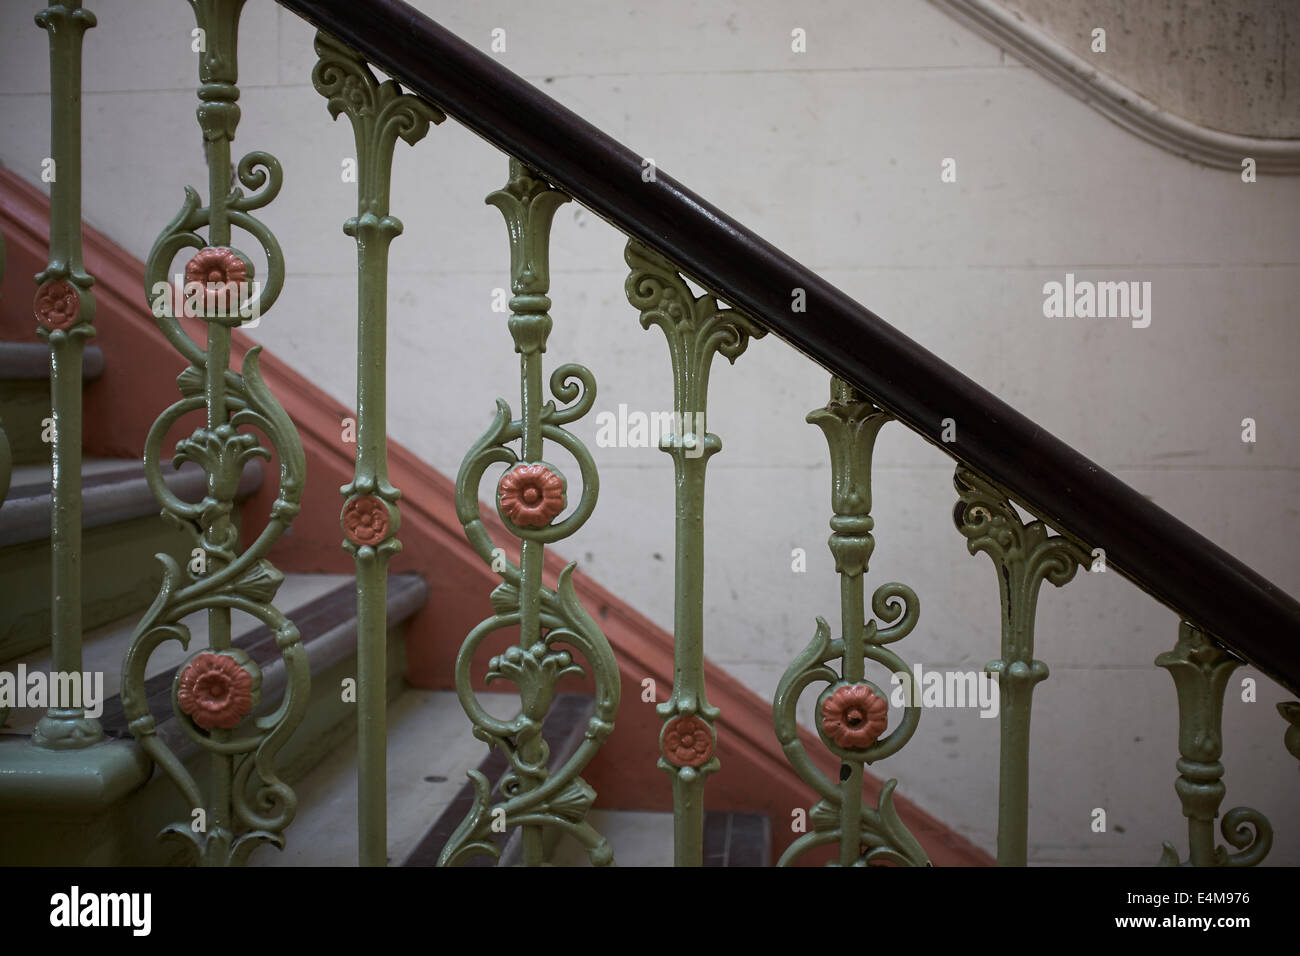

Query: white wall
<box><xmin>1</xmin><ymin>0</ymin><xmax>1296</xmax><ymax>864</ymax></box>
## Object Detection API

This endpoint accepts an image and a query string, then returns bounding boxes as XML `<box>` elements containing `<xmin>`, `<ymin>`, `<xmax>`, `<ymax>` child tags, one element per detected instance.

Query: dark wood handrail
<box><xmin>277</xmin><ymin>0</ymin><xmax>1300</xmax><ymax>694</ymax></box>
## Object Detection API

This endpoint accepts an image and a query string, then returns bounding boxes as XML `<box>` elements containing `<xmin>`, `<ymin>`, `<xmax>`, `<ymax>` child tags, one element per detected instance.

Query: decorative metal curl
<box><xmin>440</xmin><ymin>161</ymin><xmax>618</xmax><ymax>867</ymax></box>
<box><xmin>122</xmin><ymin>0</ymin><xmax>306</xmax><ymax>867</ymax></box>
<box><xmin>775</xmin><ymin>601</ymin><xmax>928</xmax><ymax>868</ymax></box>
<box><xmin>775</xmin><ymin>378</ymin><xmax>928</xmax><ymax>867</ymax></box>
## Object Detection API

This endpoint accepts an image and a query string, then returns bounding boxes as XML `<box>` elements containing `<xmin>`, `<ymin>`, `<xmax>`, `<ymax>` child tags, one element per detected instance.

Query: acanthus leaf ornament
<box><xmin>624</xmin><ymin>238</ymin><xmax>764</xmax><ymax>865</ymax></box>
<box><xmin>1157</xmin><ymin>622</ymin><xmax>1272</xmax><ymax>867</ymax></box>
<box><xmin>953</xmin><ymin>464</ymin><xmax>1087</xmax><ymax>866</ymax></box>
<box><xmin>123</xmin><ymin>0</ymin><xmax>307</xmax><ymax>866</ymax></box>
<box><xmin>440</xmin><ymin>160</ymin><xmax>619</xmax><ymax>868</ymax></box>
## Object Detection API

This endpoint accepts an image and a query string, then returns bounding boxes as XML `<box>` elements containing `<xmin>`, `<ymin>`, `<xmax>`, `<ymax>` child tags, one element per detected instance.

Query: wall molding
<box><xmin>931</xmin><ymin>0</ymin><xmax>1300</xmax><ymax>174</ymax></box>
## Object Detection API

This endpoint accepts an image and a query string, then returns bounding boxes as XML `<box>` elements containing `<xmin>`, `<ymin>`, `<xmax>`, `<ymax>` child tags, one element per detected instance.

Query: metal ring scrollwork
<box><xmin>439</xmin><ymin>161</ymin><xmax>619</xmax><ymax>867</ymax></box>
<box><xmin>775</xmin><ymin>378</ymin><xmax>930</xmax><ymax>867</ymax></box>
<box><xmin>121</xmin><ymin>0</ymin><xmax>306</xmax><ymax>867</ymax></box>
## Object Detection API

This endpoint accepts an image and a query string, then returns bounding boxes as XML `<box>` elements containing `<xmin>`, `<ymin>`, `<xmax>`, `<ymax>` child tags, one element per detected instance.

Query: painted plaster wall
<box><xmin>1007</xmin><ymin>0</ymin><xmax>1300</xmax><ymax>137</ymax></box>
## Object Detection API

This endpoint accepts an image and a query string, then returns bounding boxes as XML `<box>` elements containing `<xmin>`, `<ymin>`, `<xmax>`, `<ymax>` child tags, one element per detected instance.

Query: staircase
<box><xmin>0</xmin><ymin>341</ymin><xmax>770</xmax><ymax>865</ymax></box>
<box><xmin>0</xmin><ymin>0</ymin><xmax>1296</xmax><ymax>872</ymax></box>
<box><xmin>0</xmin><ymin>335</ymin><xmax>764</xmax><ymax>865</ymax></box>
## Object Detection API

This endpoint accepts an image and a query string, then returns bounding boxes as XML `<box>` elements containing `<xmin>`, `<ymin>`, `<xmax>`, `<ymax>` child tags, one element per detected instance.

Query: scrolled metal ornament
<box><xmin>439</xmin><ymin>160</ymin><xmax>619</xmax><ymax>868</ymax></box>
<box><xmin>1157</xmin><ymin>622</ymin><xmax>1272</xmax><ymax>867</ymax></box>
<box><xmin>775</xmin><ymin>377</ymin><xmax>928</xmax><ymax>867</ymax></box>
<box><xmin>122</xmin><ymin>0</ymin><xmax>307</xmax><ymax>866</ymax></box>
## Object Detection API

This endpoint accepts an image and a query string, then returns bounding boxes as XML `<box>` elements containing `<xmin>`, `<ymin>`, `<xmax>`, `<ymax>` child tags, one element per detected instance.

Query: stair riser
<box><xmin>0</xmin><ymin>380</ymin><xmax>53</xmax><ymax>466</ymax></box>
<box><xmin>0</xmin><ymin>515</ymin><xmax>203</xmax><ymax>661</ymax></box>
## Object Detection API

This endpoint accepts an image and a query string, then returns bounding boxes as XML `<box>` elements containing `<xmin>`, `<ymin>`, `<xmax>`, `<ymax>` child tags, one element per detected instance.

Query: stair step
<box><xmin>0</xmin><ymin>342</ymin><xmax>104</xmax><ymax>465</ymax></box>
<box><xmin>0</xmin><ymin>342</ymin><xmax>105</xmax><ymax>380</ymax></box>
<box><xmin>401</xmin><ymin>692</ymin><xmax>597</xmax><ymax>867</ymax></box>
<box><xmin>253</xmin><ymin>689</ymin><xmax>518</xmax><ymax>867</ymax></box>
<box><xmin>98</xmin><ymin>573</ymin><xmax>427</xmax><ymax>764</ymax></box>
<box><xmin>0</xmin><ymin>457</ymin><xmax>261</xmax><ymax>547</ymax></box>
<box><xmin>0</xmin><ymin>457</ymin><xmax>262</xmax><ymax>660</ymax></box>
<box><xmin>547</xmin><ymin>811</ymin><xmax>772</xmax><ymax>867</ymax></box>
<box><xmin>394</xmin><ymin>695</ymin><xmax>761</xmax><ymax>867</ymax></box>
<box><xmin>1</xmin><ymin>573</ymin><xmax>350</xmax><ymax>738</ymax></box>
<box><xmin>0</xmin><ymin>572</ymin><xmax>429</xmax><ymax>865</ymax></box>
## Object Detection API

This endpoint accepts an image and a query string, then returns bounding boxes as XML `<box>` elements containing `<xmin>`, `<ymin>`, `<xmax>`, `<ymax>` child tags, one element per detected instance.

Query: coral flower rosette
<box><xmin>34</xmin><ymin>279</ymin><xmax>80</xmax><ymax>331</ymax></box>
<box><xmin>498</xmin><ymin>463</ymin><xmax>566</xmax><ymax>528</ymax></box>
<box><xmin>176</xmin><ymin>652</ymin><xmax>256</xmax><ymax>731</ymax></box>
<box><xmin>661</xmin><ymin>714</ymin><xmax>715</xmax><ymax>767</ymax></box>
<box><xmin>821</xmin><ymin>683</ymin><xmax>889</xmax><ymax>749</ymax></box>
<box><xmin>182</xmin><ymin>247</ymin><xmax>249</xmax><ymax>320</ymax></box>
<box><xmin>342</xmin><ymin>494</ymin><xmax>391</xmax><ymax>547</ymax></box>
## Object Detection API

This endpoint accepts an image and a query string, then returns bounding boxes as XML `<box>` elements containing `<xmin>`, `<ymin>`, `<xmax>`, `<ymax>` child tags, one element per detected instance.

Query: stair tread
<box><xmin>7</xmin><ymin>458</ymin><xmax>144</xmax><ymax>497</ymax></box>
<box><xmin>0</xmin><ymin>456</ymin><xmax>263</xmax><ymax>547</ymax></box>
<box><xmin>0</xmin><ymin>573</ymin><xmax>426</xmax><ymax>741</ymax></box>
<box><xmin>0</xmin><ymin>342</ymin><xmax>104</xmax><ymax>381</ymax></box>
<box><xmin>251</xmin><ymin>689</ymin><xmax>518</xmax><ymax>867</ymax></box>
<box><xmin>402</xmin><ymin>692</ymin><xmax>596</xmax><ymax>867</ymax></box>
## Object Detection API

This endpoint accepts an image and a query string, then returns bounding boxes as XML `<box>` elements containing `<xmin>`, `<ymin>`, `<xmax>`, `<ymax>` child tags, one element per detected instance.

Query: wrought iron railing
<box><xmin>7</xmin><ymin>0</ymin><xmax>1298</xmax><ymax>868</ymax></box>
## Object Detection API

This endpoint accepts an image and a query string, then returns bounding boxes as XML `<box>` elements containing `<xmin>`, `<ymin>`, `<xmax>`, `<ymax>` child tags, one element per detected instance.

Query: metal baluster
<box><xmin>953</xmin><ymin>466</ymin><xmax>1086</xmax><ymax>866</ymax></box>
<box><xmin>439</xmin><ymin>159</ymin><xmax>619</xmax><ymax>867</ymax></box>
<box><xmin>31</xmin><ymin>1</ymin><xmax>101</xmax><ymax>750</ymax></box>
<box><xmin>623</xmin><ymin>240</ymin><xmax>764</xmax><ymax>866</ymax></box>
<box><xmin>121</xmin><ymin>0</ymin><xmax>306</xmax><ymax>866</ymax></box>
<box><xmin>774</xmin><ymin>376</ymin><xmax>928</xmax><ymax>866</ymax></box>
<box><xmin>1157</xmin><ymin>622</ymin><xmax>1272</xmax><ymax>866</ymax></box>
<box><xmin>311</xmin><ymin>30</ymin><xmax>444</xmax><ymax>869</ymax></box>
